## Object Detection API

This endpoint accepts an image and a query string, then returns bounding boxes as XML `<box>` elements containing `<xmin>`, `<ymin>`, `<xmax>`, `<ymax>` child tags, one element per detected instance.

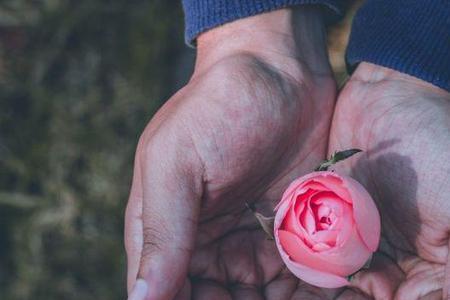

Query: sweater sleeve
<box><xmin>182</xmin><ymin>0</ymin><xmax>345</xmax><ymax>46</ymax></box>
<box><xmin>346</xmin><ymin>0</ymin><xmax>450</xmax><ymax>92</ymax></box>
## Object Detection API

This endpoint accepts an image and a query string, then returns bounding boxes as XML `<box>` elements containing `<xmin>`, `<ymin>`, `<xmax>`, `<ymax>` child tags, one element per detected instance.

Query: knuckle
<box><xmin>140</xmin><ymin>221</ymin><xmax>194</xmax><ymax>262</ymax></box>
<box><xmin>141</xmin><ymin>223</ymin><xmax>171</xmax><ymax>259</ymax></box>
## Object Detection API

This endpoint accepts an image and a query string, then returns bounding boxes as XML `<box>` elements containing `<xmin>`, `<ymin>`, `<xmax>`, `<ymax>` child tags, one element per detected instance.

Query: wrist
<box><xmin>353</xmin><ymin>62</ymin><xmax>450</xmax><ymax>96</ymax></box>
<box><xmin>194</xmin><ymin>6</ymin><xmax>332</xmax><ymax>77</ymax></box>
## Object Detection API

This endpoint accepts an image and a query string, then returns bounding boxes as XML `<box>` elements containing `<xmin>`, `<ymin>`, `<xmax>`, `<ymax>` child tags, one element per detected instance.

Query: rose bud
<box><xmin>274</xmin><ymin>171</ymin><xmax>380</xmax><ymax>288</ymax></box>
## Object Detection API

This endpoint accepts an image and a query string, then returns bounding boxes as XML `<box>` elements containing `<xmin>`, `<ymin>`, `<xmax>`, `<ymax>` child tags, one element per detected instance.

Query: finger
<box><xmin>174</xmin><ymin>278</ymin><xmax>191</xmax><ymax>300</ymax></box>
<box><xmin>444</xmin><ymin>239</ymin><xmax>450</xmax><ymax>299</ymax></box>
<box><xmin>335</xmin><ymin>288</ymin><xmax>371</xmax><ymax>300</ymax></box>
<box><xmin>128</xmin><ymin>279</ymin><xmax>148</xmax><ymax>300</ymax></box>
<box><xmin>419</xmin><ymin>290</ymin><xmax>442</xmax><ymax>300</ymax></box>
<box><xmin>349</xmin><ymin>252</ymin><xmax>404</xmax><ymax>300</ymax></box>
<box><xmin>263</xmin><ymin>270</ymin><xmax>297</xmax><ymax>299</ymax></box>
<box><xmin>395</xmin><ymin>263</ymin><xmax>444</xmax><ymax>300</ymax></box>
<box><xmin>136</xmin><ymin>139</ymin><xmax>204</xmax><ymax>300</ymax></box>
<box><xmin>125</xmin><ymin>151</ymin><xmax>144</xmax><ymax>294</ymax></box>
<box><xmin>230</xmin><ymin>284</ymin><xmax>263</xmax><ymax>300</ymax></box>
<box><xmin>290</xmin><ymin>280</ymin><xmax>340</xmax><ymax>300</ymax></box>
<box><xmin>191</xmin><ymin>280</ymin><xmax>231</xmax><ymax>300</ymax></box>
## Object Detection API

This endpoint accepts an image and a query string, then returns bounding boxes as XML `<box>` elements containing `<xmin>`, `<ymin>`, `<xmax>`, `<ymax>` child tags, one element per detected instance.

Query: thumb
<box><xmin>130</xmin><ymin>139</ymin><xmax>204</xmax><ymax>300</ymax></box>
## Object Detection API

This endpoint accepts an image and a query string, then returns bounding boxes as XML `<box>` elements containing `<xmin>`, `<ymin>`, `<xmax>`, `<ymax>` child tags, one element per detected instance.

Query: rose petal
<box><xmin>283</xmin><ymin>189</ymin><xmax>353</xmax><ymax>249</ymax></box>
<box><xmin>278</xmin><ymin>229</ymin><xmax>368</xmax><ymax>277</ymax></box>
<box><xmin>293</xmin><ymin>194</ymin><xmax>306</xmax><ymax>216</ymax></box>
<box><xmin>309</xmin><ymin>174</ymin><xmax>353</xmax><ymax>204</ymax></box>
<box><xmin>275</xmin><ymin>172</ymin><xmax>347</xmax><ymax>212</ymax></box>
<box><xmin>274</xmin><ymin>172</ymin><xmax>339</xmax><ymax>212</ymax></box>
<box><xmin>280</xmin><ymin>258</ymin><xmax>348</xmax><ymax>288</ymax></box>
<box><xmin>312</xmin><ymin>242</ymin><xmax>332</xmax><ymax>251</ymax></box>
<box><xmin>316</xmin><ymin>205</ymin><xmax>331</xmax><ymax>219</ymax></box>
<box><xmin>288</xmin><ymin>172</ymin><xmax>350</xmax><ymax>200</ymax></box>
<box><xmin>341</xmin><ymin>175</ymin><xmax>381</xmax><ymax>251</ymax></box>
<box><xmin>311</xmin><ymin>192</ymin><xmax>344</xmax><ymax>218</ymax></box>
<box><xmin>335</xmin><ymin>202</ymin><xmax>353</xmax><ymax>246</ymax></box>
<box><xmin>282</xmin><ymin>189</ymin><xmax>318</xmax><ymax>239</ymax></box>
<box><xmin>302</xmin><ymin>181</ymin><xmax>328</xmax><ymax>191</ymax></box>
<box><xmin>283</xmin><ymin>201</ymin><xmax>306</xmax><ymax>238</ymax></box>
<box><xmin>293</xmin><ymin>172</ymin><xmax>380</xmax><ymax>252</ymax></box>
<box><xmin>274</xmin><ymin>199</ymin><xmax>291</xmax><ymax>231</ymax></box>
<box><xmin>317</xmin><ymin>226</ymin><xmax>372</xmax><ymax>273</ymax></box>
<box><xmin>300</xmin><ymin>200</ymin><xmax>316</xmax><ymax>235</ymax></box>
<box><xmin>276</xmin><ymin>230</ymin><xmax>349</xmax><ymax>287</ymax></box>
<box><xmin>274</xmin><ymin>171</ymin><xmax>379</xmax><ymax>288</ymax></box>
<box><xmin>293</xmin><ymin>189</ymin><xmax>318</xmax><ymax>216</ymax></box>
<box><xmin>308</xmin><ymin>191</ymin><xmax>353</xmax><ymax>247</ymax></box>
<box><xmin>309</xmin><ymin>229</ymin><xmax>338</xmax><ymax>246</ymax></box>
<box><xmin>274</xmin><ymin>179</ymin><xmax>309</xmax><ymax>211</ymax></box>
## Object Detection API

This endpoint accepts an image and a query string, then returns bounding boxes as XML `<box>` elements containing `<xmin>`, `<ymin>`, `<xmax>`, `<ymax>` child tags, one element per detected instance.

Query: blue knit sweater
<box><xmin>182</xmin><ymin>0</ymin><xmax>450</xmax><ymax>91</ymax></box>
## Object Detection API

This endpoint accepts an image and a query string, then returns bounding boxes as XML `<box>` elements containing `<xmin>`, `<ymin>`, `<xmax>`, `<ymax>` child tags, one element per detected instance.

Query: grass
<box><xmin>0</xmin><ymin>1</ymin><xmax>190</xmax><ymax>299</ymax></box>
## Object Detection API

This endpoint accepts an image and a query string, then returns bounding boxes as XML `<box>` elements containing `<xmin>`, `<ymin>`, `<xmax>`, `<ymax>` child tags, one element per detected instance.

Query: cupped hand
<box><xmin>329</xmin><ymin>62</ymin><xmax>450</xmax><ymax>300</ymax></box>
<box><xmin>123</xmin><ymin>7</ymin><xmax>362</xmax><ymax>300</ymax></box>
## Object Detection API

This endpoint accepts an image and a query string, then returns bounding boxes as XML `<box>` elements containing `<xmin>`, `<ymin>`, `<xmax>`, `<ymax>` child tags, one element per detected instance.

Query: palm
<box><xmin>189</xmin><ymin>224</ymin><xmax>343</xmax><ymax>299</ymax></box>
<box><xmin>126</xmin><ymin>51</ymin><xmax>372</xmax><ymax>299</ymax></box>
<box><xmin>170</xmin><ymin>54</ymin><xmax>337</xmax><ymax>299</ymax></box>
<box><xmin>329</xmin><ymin>63</ymin><xmax>450</xmax><ymax>299</ymax></box>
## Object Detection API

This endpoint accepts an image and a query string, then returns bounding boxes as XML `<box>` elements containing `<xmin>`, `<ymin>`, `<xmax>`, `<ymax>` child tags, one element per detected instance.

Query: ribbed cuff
<box><xmin>182</xmin><ymin>0</ymin><xmax>345</xmax><ymax>47</ymax></box>
<box><xmin>346</xmin><ymin>0</ymin><xmax>450</xmax><ymax>92</ymax></box>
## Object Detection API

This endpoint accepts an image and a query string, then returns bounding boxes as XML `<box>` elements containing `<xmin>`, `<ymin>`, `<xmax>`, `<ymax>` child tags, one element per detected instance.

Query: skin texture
<box><xmin>125</xmin><ymin>7</ymin><xmax>450</xmax><ymax>300</ymax></box>
<box><xmin>329</xmin><ymin>62</ymin><xmax>450</xmax><ymax>300</ymax></box>
<box><xmin>124</xmin><ymin>7</ymin><xmax>370</xmax><ymax>300</ymax></box>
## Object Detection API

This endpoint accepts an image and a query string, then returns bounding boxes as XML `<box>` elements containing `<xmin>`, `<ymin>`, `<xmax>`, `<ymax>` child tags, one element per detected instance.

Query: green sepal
<box><xmin>246</xmin><ymin>202</ymin><xmax>275</xmax><ymax>240</ymax></box>
<box><xmin>315</xmin><ymin>149</ymin><xmax>362</xmax><ymax>171</ymax></box>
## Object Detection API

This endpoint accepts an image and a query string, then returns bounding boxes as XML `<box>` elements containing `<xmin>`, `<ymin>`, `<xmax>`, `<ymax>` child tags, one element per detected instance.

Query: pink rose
<box><xmin>274</xmin><ymin>171</ymin><xmax>380</xmax><ymax>288</ymax></box>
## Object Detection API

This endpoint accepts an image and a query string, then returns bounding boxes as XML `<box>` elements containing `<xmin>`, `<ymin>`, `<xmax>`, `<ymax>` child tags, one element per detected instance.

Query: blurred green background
<box><xmin>0</xmin><ymin>1</ymin><xmax>355</xmax><ymax>299</ymax></box>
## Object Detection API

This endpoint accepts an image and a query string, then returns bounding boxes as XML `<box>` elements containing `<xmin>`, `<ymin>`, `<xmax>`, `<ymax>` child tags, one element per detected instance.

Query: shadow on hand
<box><xmin>351</xmin><ymin>139</ymin><xmax>420</xmax><ymax>255</ymax></box>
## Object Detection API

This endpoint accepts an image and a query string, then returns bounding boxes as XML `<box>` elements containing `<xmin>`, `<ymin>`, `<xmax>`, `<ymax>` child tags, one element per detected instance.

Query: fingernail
<box><xmin>128</xmin><ymin>279</ymin><xmax>148</xmax><ymax>300</ymax></box>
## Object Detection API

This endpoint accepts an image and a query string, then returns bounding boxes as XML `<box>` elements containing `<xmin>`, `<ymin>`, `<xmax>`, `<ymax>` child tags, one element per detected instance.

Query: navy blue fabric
<box><xmin>346</xmin><ymin>0</ymin><xmax>450</xmax><ymax>91</ymax></box>
<box><xmin>182</xmin><ymin>0</ymin><xmax>450</xmax><ymax>91</ymax></box>
<box><xmin>181</xmin><ymin>0</ymin><xmax>345</xmax><ymax>46</ymax></box>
